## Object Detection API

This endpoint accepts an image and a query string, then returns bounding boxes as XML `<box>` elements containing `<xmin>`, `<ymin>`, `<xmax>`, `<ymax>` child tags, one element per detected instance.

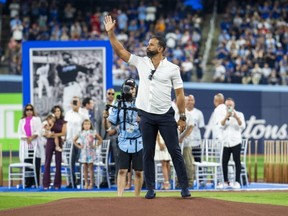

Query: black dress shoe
<box><xmin>181</xmin><ymin>188</ymin><xmax>191</xmax><ymax>198</ymax></box>
<box><xmin>145</xmin><ymin>190</ymin><xmax>156</xmax><ymax>199</ymax></box>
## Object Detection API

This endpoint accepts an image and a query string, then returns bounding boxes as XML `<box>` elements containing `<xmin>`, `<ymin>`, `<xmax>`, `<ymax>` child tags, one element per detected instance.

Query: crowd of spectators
<box><xmin>213</xmin><ymin>0</ymin><xmax>288</xmax><ymax>85</ymax></box>
<box><xmin>4</xmin><ymin>0</ymin><xmax>203</xmax><ymax>82</ymax></box>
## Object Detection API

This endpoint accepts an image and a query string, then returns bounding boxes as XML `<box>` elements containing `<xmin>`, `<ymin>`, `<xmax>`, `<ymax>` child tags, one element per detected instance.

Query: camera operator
<box><xmin>103</xmin><ymin>78</ymin><xmax>143</xmax><ymax>197</ymax></box>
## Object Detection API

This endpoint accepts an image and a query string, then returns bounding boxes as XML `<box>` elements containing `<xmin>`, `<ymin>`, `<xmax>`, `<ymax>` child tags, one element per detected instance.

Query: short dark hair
<box><xmin>151</xmin><ymin>35</ymin><xmax>166</xmax><ymax>52</ymax></box>
<box><xmin>82</xmin><ymin>97</ymin><xmax>92</xmax><ymax>107</ymax></box>
<box><xmin>225</xmin><ymin>97</ymin><xmax>235</xmax><ymax>102</ymax></box>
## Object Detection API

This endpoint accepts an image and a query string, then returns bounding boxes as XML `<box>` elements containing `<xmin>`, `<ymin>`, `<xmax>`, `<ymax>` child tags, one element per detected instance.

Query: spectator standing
<box><xmin>218</xmin><ymin>98</ymin><xmax>246</xmax><ymax>189</ymax></box>
<box><xmin>64</xmin><ymin>3</ymin><xmax>76</xmax><ymax>26</ymax></box>
<box><xmin>18</xmin><ymin>104</ymin><xmax>42</xmax><ymax>188</ymax></box>
<box><xmin>154</xmin><ymin>132</ymin><xmax>171</xmax><ymax>190</ymax></box>
<box><xmin>73</xmin><ymin>119</ymin><xmax>103</xmax><ymax>189</ymax></box>
<box><xmin>82</xmin><ymin>97</ymin><xmax>95</xmax><ymax>125</ymax></box>
<box><xmin>181</xmin><ymin>57</ymin><xmax>193</xmax><ymax>82</ymax></box>
<box><xmin>43</xmin><ymin>105</ymin><xmax>67</xmax><ymax>190</ymax></box>
<box><xmin>9</xmin><ymin>0</ymin><xmax>20</xmax><ymax>18</ymax></box>
<box><xmin>185</xmin><ymin>95</ymin><xmax>205</xmax><ymax>163</ymax></box>
<box><xmin>178</xmin><ymin>104</ymin><xmax>194</xmax><ymax>188</ymax></box>
<box><xmin>211</xmin><ymin>93</ymin><xmax>226</xmax><ymax>141</ymax></box>
<box><xmin>213</xmin><ymin>61</ymin><xmax>226</xmax><ymax>83</ymax></box>
<box><xmin>102</xmin><ymin>88</ymin><xmax>119</xmax><ymax>185</ymax></box>
<box><xmin>65</xmin><ymin>97</ymin><xmax>89</xmax><ymax>188</ymax></box>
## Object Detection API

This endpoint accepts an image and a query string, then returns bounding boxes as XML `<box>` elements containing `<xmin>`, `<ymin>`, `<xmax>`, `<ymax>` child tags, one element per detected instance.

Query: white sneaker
<box><xmin>232</xmin><ymin>182</ymin><xmax>241</xmax><ymax>189</ymax></box>
<box><xmin>216</xmin><ymin>182</ymin><xmax>229</xmax><ymax>189</ymax></box>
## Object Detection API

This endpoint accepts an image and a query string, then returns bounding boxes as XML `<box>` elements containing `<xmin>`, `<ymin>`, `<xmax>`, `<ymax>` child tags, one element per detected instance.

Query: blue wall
<box><xmin>2</xmin><ymin>76</ymin><xmax>288</xmax><ymax>153</ymax></box>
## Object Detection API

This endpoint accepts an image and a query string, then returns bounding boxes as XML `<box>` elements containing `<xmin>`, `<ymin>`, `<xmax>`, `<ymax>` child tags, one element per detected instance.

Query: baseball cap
<box><xmin>124</xmin><ymin>78</ymin><xmax>136</xmax><ymax>88</ymax></box>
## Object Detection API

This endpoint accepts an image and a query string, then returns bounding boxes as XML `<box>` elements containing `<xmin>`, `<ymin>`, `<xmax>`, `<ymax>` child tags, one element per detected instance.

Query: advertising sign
<box><xmin>0</xmin><ymin>93</ymin><xmax>22</xmax><ymax>151</ymax></box>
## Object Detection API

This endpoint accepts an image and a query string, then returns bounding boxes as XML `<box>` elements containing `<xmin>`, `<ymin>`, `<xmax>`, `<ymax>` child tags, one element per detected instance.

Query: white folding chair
<box><xmin>95</xmin><ymin>140</ymin><xmax>111</xmax><ymax>188</ymax></box>
<box><xmin>61</xmin><ymin>142</ymin><xmax>73</xmax><ymax>186</ymax></box>
<box><xmin>80</xmin><ymin>140</ymin><xmax>111</xmax><ymax>189</ymax></box>
<box><xmin>154</xmin><ymin>160</ymin><xmax>176</xmax><ymax>190</ymax></box>
<box><xmin>9</xmin><ymin>143</ymin><xmax>38</xmax><ymax>189</ymax></box>
<box><xmin>154</xmin><ymin>142</ymin><xmax>183</xmax><ymax>190</ymax></box>
<box><xmin>193</xmin><ymin>139</ymin><xmax>223</xmax><ymax>190</ymax></box>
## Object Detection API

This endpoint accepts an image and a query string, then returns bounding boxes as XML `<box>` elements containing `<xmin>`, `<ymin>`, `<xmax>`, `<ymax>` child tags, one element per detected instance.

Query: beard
<box><xmin>146</xmin><ymin>50</ymin><xmax>158</xmax><ymax>58</ymax></box>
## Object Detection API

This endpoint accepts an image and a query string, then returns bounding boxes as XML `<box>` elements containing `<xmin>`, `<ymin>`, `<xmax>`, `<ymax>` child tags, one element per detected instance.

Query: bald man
<box><xmin>185</xmin><ymin>95</ymin><xmax>205</xmax><ymax>163</ymax></box>
<box><xmin>212</xmin><ymin>93</ymin><xmax>226</xmax><ymax>140</ymax></box>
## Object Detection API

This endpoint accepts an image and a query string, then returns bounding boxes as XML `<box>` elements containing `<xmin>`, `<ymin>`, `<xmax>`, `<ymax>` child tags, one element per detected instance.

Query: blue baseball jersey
<box><xmin>108</xmin><ymin>101</ymin><xmax>143</xmax><ymax>153</ymax></box>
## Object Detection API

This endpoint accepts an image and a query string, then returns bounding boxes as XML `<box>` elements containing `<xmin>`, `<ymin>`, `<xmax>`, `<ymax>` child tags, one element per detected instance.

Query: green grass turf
<box><xmin>0</xmin><ymin>156</ymin><xmax>265</xmax><ymax>181</ymax></box>
<box><xmin>0</xmin><ymin>191</ymin><xmax>288</xmax><ymax>211</ymax></box>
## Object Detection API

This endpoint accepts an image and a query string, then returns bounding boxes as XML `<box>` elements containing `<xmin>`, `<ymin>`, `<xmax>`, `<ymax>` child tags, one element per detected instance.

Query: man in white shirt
<box><xmin>104</xmin><ymin>15</ymin><xmax>190</xmax><ymax>199</ymax></box>
<box><xmin>185</xmin><ymin>95</ymin><xmax>205</xmax><ymax>163</ymax></box>
<box><xmin>211</xmin><ymin>93</ymin><xmax>226</xmax><ymax>140</ymax></box>
<box><xmin>179</xmin><ymin>100</ymin><xmax>195</xmax><ymax>188</ymax></box>
<box><xmin>219</xmin><ymin>98</ymin><xmax>246</xmax><ymax>189</ymax></box>
<box><xmin>65</xmin><ymin>96</ymin><xmax>89</xmax><ymax>188</ymax></box>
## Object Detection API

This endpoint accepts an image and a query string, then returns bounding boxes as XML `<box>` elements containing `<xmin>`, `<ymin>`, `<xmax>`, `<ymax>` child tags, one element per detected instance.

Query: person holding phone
<box><xmin>218</xmin><ymin>98</ymin><xmax>246</xmax><ymax>189</ymax></box>
<box><xmin>64</xmin><ymin>96</ymin><xmax>89</xmax><ymax>188</ymax></box>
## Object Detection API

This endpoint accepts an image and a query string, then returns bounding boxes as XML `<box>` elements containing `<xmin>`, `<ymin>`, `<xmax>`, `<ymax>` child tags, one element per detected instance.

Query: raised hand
<box><xmin>104</xmin><ymin>15</ymin><xmax>116</xmax><ymax>32</ymax></box>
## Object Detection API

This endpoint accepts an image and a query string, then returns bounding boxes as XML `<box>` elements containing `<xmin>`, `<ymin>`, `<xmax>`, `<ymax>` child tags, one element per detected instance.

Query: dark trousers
<box><xmin>43</xmin><ymin>141</ymin><xmax>62</xmax><ymax>188</ymax></box>
<box><xmin>192</xmin><ymin>145</ymin><xmax>202</xmax><ymax>163</ymax></box>
<box><xmin>222</xmin><ymin>143</ymin><xmax>241</xmax><ymax>183</ymax></box>
<box><xmin>24</xmin><ymin>157</ymin><xmax>41</xmax><ymax>187</ymax></box>
<box><xmin>109</xmin><ymin>138</ymin><xmax>119</xmax><ymax>183</ymax></box>
<box><xmin>139</xmin><ymin>108</ymin><xmax>189</xmax><ymax>190</ymax></box>
<box><xmin>71</xmin><ymin>145</ymin><xmax>81</xmax><ymax>187</ymax></box>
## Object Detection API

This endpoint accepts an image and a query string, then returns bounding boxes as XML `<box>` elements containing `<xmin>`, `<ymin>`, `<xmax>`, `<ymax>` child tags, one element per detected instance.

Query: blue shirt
<box><xmin>108</xmin><ymin>101</ymin><xmax>143</xmax><ymax>153</ymax></box>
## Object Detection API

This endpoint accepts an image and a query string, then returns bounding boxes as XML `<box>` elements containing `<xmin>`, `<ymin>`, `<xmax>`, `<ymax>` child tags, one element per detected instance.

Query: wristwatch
<box><xmin>179</xmin><ymin>113</ymin><xmax>186</xmax><ymax>121</ymax></box>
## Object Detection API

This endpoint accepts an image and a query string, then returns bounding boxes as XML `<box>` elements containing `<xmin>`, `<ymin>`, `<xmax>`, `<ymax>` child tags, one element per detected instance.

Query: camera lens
<box><xmin>122</xmin><ymin>85</ymin><xmax>131</xmax><ymax>94</ymax></box>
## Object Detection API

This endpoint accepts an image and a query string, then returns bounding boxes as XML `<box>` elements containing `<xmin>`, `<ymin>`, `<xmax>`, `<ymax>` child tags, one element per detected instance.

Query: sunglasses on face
<box><xmin>26</xmin><ymin>108</ymin><xmax>33</xmax><ymax>111</ymax></box>
<box><xmin>107</xmin><ymin>92</ymin><xmax>115</xmax><ymax>96</ymax></box>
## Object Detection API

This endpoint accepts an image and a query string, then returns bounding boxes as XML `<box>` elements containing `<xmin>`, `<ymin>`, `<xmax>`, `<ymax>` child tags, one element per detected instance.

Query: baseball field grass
<box><xmin>0</xmin><ymin>155</ymin><xmax>265</xmax><ymax>181</ymax></box>
<box><xmin>0</xmin><ymin>191</ymin><xmax>288</xmax><ymax>211</ymax></box>
<box><xmin>1</xmin><ymin>155</ymin><xmax>284</xmax><ymax>212</ymax></box>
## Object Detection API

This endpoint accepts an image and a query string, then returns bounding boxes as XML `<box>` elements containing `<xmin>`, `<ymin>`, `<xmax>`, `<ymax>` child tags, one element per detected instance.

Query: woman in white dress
<box><xmin>154</xmin><ymin>132</ymin><xmax>171</xmax><ymax>190</ymax></box>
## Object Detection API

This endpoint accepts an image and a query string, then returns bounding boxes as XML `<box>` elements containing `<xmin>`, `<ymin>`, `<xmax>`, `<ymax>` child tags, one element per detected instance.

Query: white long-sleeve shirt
<box><xmin>64</xmin><ymin>108</ymin><xmax>89</xmax><ymax>143</ymax></box>
<box><xmin>18</xmin><ymin>116</ymin><xmax>42</xmax><ymax>162</ymax></box>
<box><xmin>219</xmin><ymin>110</ymin><xmax>246</xmax><ymax>147</ymax></box>
<box><xmin>211</xmin><ymin>104</ymin><xmax>227</xmax><ymax>140</ymax></box>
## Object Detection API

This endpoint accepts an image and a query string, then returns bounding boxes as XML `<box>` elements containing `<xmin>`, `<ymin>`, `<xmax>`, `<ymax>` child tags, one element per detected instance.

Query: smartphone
<box><xmin>72</xmin><ymin>100</ymin><xmax>78</xmax><ymax>106</ymax></box>
<box><xmin>228</xmin><ymin>106</ymin><xmax>233</xmax><ymax>113</ymax></box>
